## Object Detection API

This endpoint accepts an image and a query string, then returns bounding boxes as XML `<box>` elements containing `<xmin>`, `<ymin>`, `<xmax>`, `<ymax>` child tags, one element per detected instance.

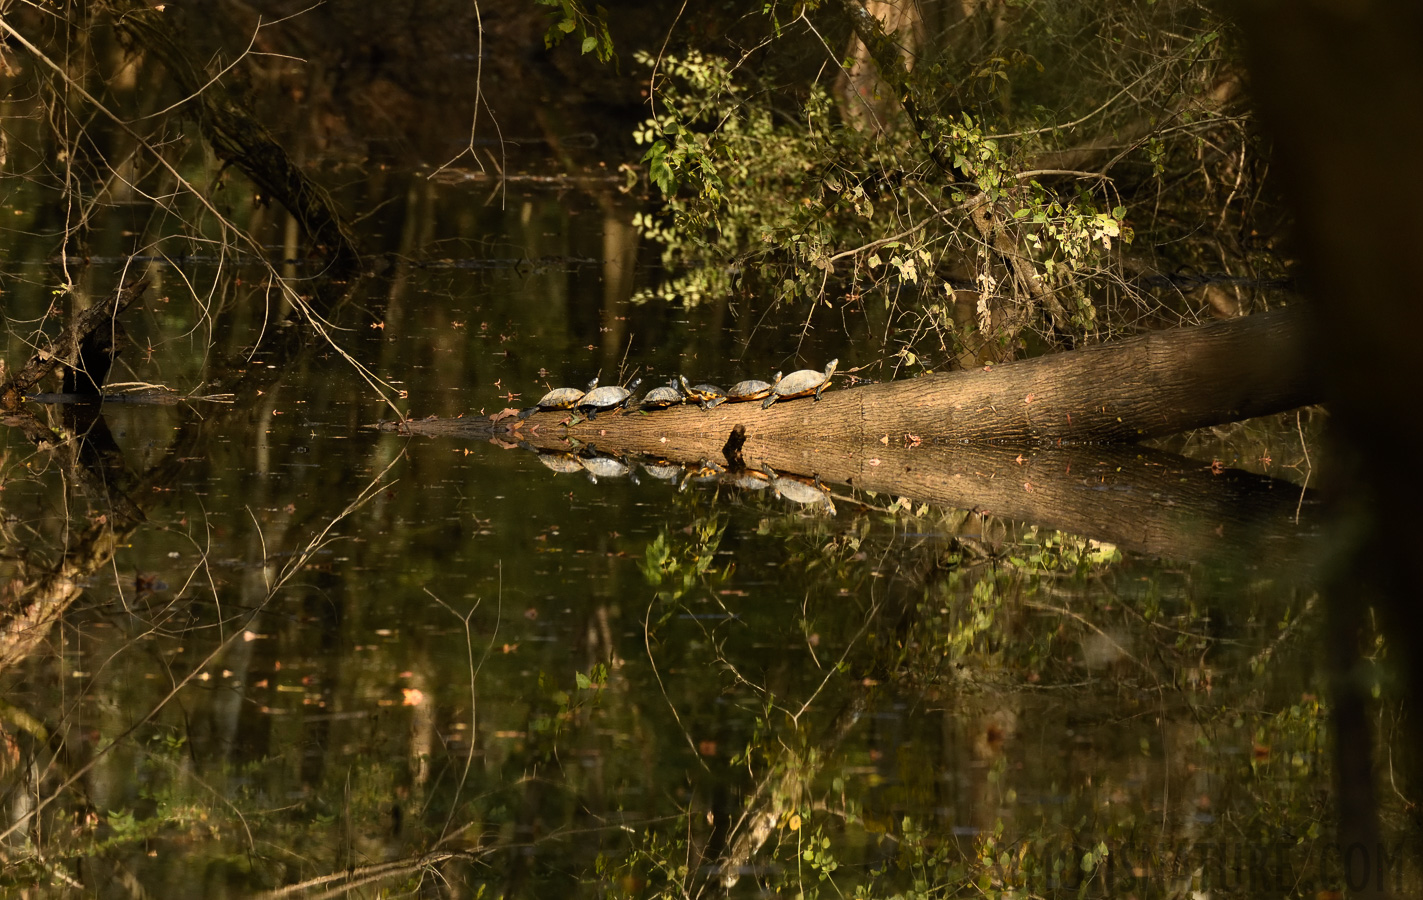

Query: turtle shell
<box><xmin>641</xmin><ymin>380</ymin><xmax>683</xmax><ymax>410</ymax></box>
<box><xmin>762</xmin><ymin>360</ymin><xmax>838</xmax><ymax>409</ymax></box>
<box><xmin>577</xmin><ymin>377</ymin><xmax>642</xmax><ymax>419</ymax></box>
<box><xmin>726</xmin><ymin>375</ymin><xmax>777</xmax><ymax>402</ymax></box>
<box><xmin>678</xmin><ymin>375</ymin><xmax>728</xmax><ymax>410</ymax></box>
<box><xmin>519</xmin><ymin>385</ymin><xmax>586</xmax><ymax>419</ymax></box>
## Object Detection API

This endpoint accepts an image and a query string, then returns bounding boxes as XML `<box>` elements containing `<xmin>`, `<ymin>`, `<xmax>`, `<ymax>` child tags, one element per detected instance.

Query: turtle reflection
<box><xmin>526</xmin><ymin>445</ymin><xmax>639</xmax><ymax>485</ymax></box>
<box><xmin>761</xmin><ymin>465</ymin><xmax>836</xmax><ymax>515</ymax></box>
<box><xmin>522</xmin><ymin>446</ymin><xmax>835</xmax><ymax>514</ymax></box>
<box><xmin>579</xmin><ymin>452</ymin><xmax>639</xmax><ymax>484</ymax></box>
<box><xmin>678</xmin><ymin>459</ymin><xmax>725</xmax><ymax>492</ymax></box>
<box><xmin>639</xmin><ymin>459</ymin><xmax>684</xmax><ymax>483</ymax></box>
<box><xmin>722</xmin><ymin>468</ymin><xmax>771</xmax><ymax>492</ymax></box>
<box><xmin>532</xmin><ymin>449</ymin><xmax>585</xmax><ymax>475</ymax></box>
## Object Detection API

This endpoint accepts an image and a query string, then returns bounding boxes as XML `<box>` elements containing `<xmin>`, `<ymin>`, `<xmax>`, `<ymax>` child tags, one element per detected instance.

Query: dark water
<box><xmin>0</xmin><ymin>161</ymin><xmax>1407</xmax><ymax>899</ymax></box>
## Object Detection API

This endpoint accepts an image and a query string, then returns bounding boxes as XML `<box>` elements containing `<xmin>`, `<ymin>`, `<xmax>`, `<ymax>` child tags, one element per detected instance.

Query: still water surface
<box><xmin>0</xmin><ymin>176</ymin><xmax>1378</xmax><ymax>897</ymax></box>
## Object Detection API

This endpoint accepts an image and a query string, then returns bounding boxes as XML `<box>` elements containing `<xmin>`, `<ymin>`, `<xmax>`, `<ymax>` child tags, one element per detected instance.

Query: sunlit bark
<box><xmin>835</xmin><ymin>1</ymin><xmax>924</xmax><ymax>134</ymax></box>
<box><xmin>509</xmin><ymin>305</ymin><xmax>1316</xmax><ymax>446</ymax></box>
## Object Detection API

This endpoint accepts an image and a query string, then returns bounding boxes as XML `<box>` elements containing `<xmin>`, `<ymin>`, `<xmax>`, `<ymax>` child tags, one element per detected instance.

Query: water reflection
<box><xmin>0</xmin><ymin>189</ymin><xmax>1383</xmax><ymax>898</ymax></box>
<box><xmin>527</xmin><ymin>447</ymin><xmax>841</xmax><ymax>514</ymax></box>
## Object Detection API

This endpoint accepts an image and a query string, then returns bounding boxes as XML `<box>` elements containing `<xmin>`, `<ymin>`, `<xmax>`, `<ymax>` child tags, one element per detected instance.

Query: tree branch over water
<box><xmin>107</xmin><ymin>1</ymin><xmax>362</xmax><ymax>279</ymax></box>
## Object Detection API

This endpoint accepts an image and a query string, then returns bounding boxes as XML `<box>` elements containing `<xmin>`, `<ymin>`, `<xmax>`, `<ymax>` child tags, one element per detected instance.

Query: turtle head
<box><xmin>824</xmin><ymin>359</ymin><xmax>839</xmax><ymax>378</ymax></box>
<box><xmin>627</xmin><ymin>377</ymin><xmax>643</xmax><ymax>392</ymax></box>
<box><xmin>771</xmin><ymin>371</ymin><xmax>783</xmax><ymax>384</ymax></box>
<box><xmin>587</xmin><ymin>376</ymin><xmax>600</xmax><ymax>390</ymax></box>
<box><xmin>678</xmin><ymin>374</ymin><xmax>693</xmax><ymax>393</ymax></box>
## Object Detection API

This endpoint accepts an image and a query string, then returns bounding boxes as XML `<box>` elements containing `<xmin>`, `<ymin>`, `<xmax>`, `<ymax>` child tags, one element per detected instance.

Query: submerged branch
<box><xmin>1</xmin><ymin>278</ymin><xmax>148</xmax><ymax>401</ymax></box>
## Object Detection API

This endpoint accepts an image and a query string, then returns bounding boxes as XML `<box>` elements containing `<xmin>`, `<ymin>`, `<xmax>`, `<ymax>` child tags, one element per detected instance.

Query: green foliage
<box><xmin>530</xmin><ymin>663</ymin><xmax>607</xmax><ymax>740</ymax></box>
<box><xmin>537</xmin><ymin>0</ymin><xmax>616</xmax><ymax>64</ymax></box>
<box><xmin>1007</xmin><ymin>527</ymin><xmax>1121</xmax><ymax>574</ymax></box>
<box><xmin>630</xmin><ymin>2</ymin><xmax>1261</xmax><ymax>361</ymax></box>
<box><xmin>631</xmin><ymin>48</ymin><xmax>839</xmax><ymax>308</ymax></box>
<box><xmin>630</xmin><ymin>44</ymin><xmax>1135</xmax><ymax>352</ymax></box>
<box><xmin>800</xmin><ymin>826</ymin><xmax>840</xmax><ymax>881</ymax></box>
<box><xmin>638</xmin><ymin>515</ymin><xmax>726</xmax><ymax>603</ymax></box>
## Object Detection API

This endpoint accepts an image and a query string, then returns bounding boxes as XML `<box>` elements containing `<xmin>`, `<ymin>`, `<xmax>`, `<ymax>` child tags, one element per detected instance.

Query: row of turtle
<box><xmin>529</xmin><ymin>446</ymin><xmax>836</xmax><ymax>514</ymax></box>
<box><xmin>518</xmin><ymin>360</ymin><xmax>838</xmax><ymax>420</ymax></box>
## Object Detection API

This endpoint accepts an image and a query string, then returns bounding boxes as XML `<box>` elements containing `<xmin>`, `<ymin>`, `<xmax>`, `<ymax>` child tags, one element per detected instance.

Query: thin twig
<box><xmin>0</xmin><ymin>17</ymin><xmax>406</xmax><ymax>417</ymax></box>
<box><xmin>644</xmin><ymin>597</ymin><xmax>711</xmax><ymax>771</ymax></box>
<box><xmin>0</xmin><ymin>452</ymin><xmax>404</xmax><ymax>845</ymax></box>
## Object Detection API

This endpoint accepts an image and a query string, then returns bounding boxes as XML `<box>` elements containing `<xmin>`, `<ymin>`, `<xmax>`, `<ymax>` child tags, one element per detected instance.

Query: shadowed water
<box><xmin>0</xmin><ymin>74</ymin><xmax>1403</xmax><ymax>900</ymax></box>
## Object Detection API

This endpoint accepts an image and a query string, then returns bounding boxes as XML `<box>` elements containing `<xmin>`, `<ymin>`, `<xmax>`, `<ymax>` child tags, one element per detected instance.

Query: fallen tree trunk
<box><xmin>510</xmin><ymin>305</ymin><xmax>1317</xmax><ymax>446</ymax></box>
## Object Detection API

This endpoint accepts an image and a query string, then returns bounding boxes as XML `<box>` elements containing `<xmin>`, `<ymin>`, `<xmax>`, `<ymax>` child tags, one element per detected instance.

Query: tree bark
<box><xmin>510</xmin><ymin>305</ymin><xmax>1317</xmax><ymax>446</ymax></box>
<box><xmin>834</xmin><ymin>0</ymin><xmax>924</xmax><ymax>134</ymax></box>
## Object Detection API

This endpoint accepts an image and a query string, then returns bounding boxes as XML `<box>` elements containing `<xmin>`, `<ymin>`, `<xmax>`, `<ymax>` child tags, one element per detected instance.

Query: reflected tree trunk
<box><xmin>600</xmin><ymin>210</ymin><xmax>637</xmax><ymax>372</ymax></box>
<box><xmin>506</xmin><ymin>437</ymin><xmax>1317</xmax><ymax>576</ymax></box>
<box><xmin>1</xmin><ymin>279</ymin><xmax>148</xmax><ymax>404</ymax></box>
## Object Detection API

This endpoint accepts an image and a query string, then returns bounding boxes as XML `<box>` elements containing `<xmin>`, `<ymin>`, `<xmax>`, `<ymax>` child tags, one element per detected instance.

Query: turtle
<box><xmin>580</xmin><ymin>453</ymin><xmax>638</xmax><ymax>484</ymax></box>
<box><xmin>678</xmin><ymin>375</ymin><xmax>728</xmax><ymax>410</ymax></box>
<box><xmin>518</xmin><ymin>377</ymin><xmax>595</xmax><ymax>419</ymax></box>
<box><xmin>639</xmin><ymin>460</ymin><xmax>684</xmax><ymax>482</ymax></box>
<box><xmin>640</xmin><ymin>378</ymin><xmax>684</xmax><ymax>411</ymax></box>
<box><xmin>576</xmin><ymin>377</ymin><xmax>642</xmax><ymax>420</ymax></box>
<box><xmin>762</xmin><ymin>464</ymin><xmax>836</xmax><ymax>515</ymax></box>
<box><xmin>725</xmin><ymin>373</ymin><xmax>779</xmax><ymax>403</ymax></box>
<box><xmin>761</xmin><ymin>359</ymin><xmax>838</xmax><ymax>409</ymax></box>
<box><xmin>534</xmin><ymin>451</ymin><xmax>586</xmax><ymax>475</ymax></box>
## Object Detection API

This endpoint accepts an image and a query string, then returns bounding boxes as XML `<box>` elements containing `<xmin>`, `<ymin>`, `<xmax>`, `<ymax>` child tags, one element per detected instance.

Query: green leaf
<box><xmin>557</xmin><ymin>18</ymin><xmax>577</xmax><ymax>33</ymax></box>
<box><xmin>581</xmin><ymin>35</ymin><xmax>598</xmax><ymax>55</ymax></box>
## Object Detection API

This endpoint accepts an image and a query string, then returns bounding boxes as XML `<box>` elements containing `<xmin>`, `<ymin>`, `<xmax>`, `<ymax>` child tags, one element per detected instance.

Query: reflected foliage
<box><xmin>0</xmin><ymin>2</ymin><xmax>1408</xmax><ymax>898</ymax></box>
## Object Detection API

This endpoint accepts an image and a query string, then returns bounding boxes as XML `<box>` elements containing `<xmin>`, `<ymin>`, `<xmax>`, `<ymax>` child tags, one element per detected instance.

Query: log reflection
<box><xmin>499</xmin><ymin>431</ymin><xmax>1317</xmax><ymax>573</ymax></box>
